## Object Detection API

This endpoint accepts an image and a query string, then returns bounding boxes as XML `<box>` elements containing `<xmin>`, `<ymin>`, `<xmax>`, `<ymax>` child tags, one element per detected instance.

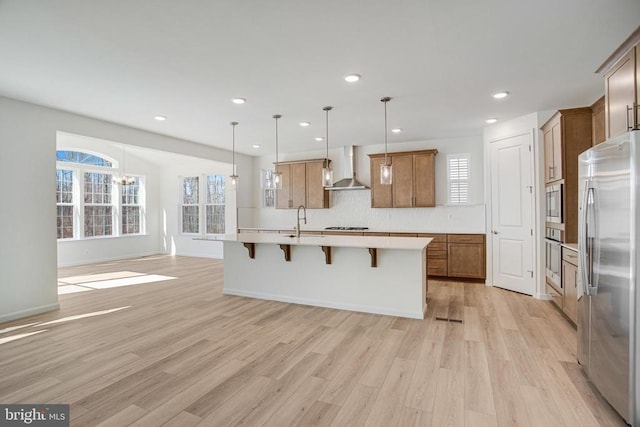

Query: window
<box><xmin>181</xmin><ymin>176</ymin><xmax>199</xmax><ymax>234</ymax></box>
<box><xmin>206</xmin><ymin>175</ymin><xmax>225</xmax><ymax>234</ymax></box>
<box><xmin>447</xmin><ymin>153</ymin><xmax>470</xmax><ymax>204</ymax></box>
<box><xmin>55</xmin><ymin>149</ymin><xmax>145</xmax><ymax>240</ymax></box>
<box><xmin>122</xmin><ymin>177</ymin><xmax>143</xmax><ymax>234</ymax></box>
<box><xmin>180</xmin><ymin>174</ymin><xmax>227</xmax><ymax>235</ymax></box>
<box><xmin>56</xmin><ymin>169</ymin><xmax>74</xmax><ymax>239</ymax></box>
<box><xmin>57</xmin><ymin>150</ymin><xmax>112</xmax><ymax>167</ymax></box>
<box><xmin>84</xmin><ymin>172</ymin><xmax>113</xmax><ymax>237</ymax></box>
<box><xmin>262</xmin><ymin>169</ymin><xmax>275</xmax><ymax>208</ymax></box>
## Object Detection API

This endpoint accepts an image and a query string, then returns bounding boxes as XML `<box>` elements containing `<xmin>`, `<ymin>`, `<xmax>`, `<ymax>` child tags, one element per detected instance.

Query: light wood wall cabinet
<box><xmin>368</xmin><ymin>149</ymin><xmax>437</xmax><ymax>208</ymax></box>
<box><xmin>604</xmin><ymin>42</ymin><xmax>639</xmax><ymax>137</ymax></box>
<box><xmin>542</xmin><ymin>108</ymin><xmax>593</xmax><ymax>242</ymax></box>
<box><xmin>562</xmin><ymin>247</ymin><xmax>578</xmax><ymax>324</ymax></box>
<box><xmin>447</xmin><ymin>234</ymin><xmax>486</xmax><ymax>280</ymax></box>
<box><xmin>275</xmin><ymin>159</ymin><xmax>330</xmax><ymax>209</ymax></box>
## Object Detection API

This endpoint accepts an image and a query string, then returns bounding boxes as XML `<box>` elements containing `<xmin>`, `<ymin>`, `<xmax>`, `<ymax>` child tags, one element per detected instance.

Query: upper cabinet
<box><xmin>543</xmin><ymin>116</ymin><xmax>563</xmax><ymax>183</ymax></box>
<box><xmin>368</xmin><ymin>149</ymin><xmax>437</xmax><ymax>208</ymax></box>
<box><xmin>275</xmin><ymin>159</ymin><xmax>330</xmax><ymax>209</ymax></box>
<box><xmin>598</xmin><ymin>27</ymin><xmax>640</xmax><ymax>139</ymax></box>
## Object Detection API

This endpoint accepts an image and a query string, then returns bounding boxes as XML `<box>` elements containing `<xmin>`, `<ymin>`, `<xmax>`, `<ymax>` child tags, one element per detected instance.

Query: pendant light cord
<box><xmin>323</xmin><ymin>106</ymin><xmax>332</xmax><ymax>168</ymax></box>
<box><xmin>381</xmin><ymin>97</ymin><xmax>391</xmax><ymax>164</ymax></box>
<box><xmin>273</xmin><ymin>114</ymin><xmax>281</xmax><ymax>165</ymax></box>
<box><xmin>231</xmin><ymin>121</ymin><xmax>238</xmax><ymax>176</ymax></box>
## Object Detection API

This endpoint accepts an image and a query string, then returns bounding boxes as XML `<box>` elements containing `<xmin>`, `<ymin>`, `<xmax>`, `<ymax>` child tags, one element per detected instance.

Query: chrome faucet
<box><xmin>296</xmin><ymin>205</ymin><xmax>307</xmax><ymax>238</ymax></box>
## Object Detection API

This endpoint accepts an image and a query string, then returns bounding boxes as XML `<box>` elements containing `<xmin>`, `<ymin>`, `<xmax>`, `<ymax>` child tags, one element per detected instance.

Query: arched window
<box><xmin>56</xmin><ymin>150</ymin><xmax>144</xmax><ymax>239</ymax></box>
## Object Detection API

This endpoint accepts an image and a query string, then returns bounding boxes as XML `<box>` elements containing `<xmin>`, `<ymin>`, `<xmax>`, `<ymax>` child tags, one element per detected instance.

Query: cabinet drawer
<box><xmin>447</xmin><ymin>234</ymin><xmax>484</xmax><ymax>244</ymax></box>
<box><xmin>427</xmin><ymin>242</ymin><xmax>446</xmax><ymax>252</ymax></box>
<box><xmin>418</xmin><ymin>233</ymin><xmax>446</xmax><ymax>243</ymax></box>
<box><xmin>562</xmin><ymin>248</ymin><xmax>578</xmax><ymax>265</ymax></box>
<box><xmin>364</xmin><ymin>232</ymin><xmax>390</xmax><ymax>236</ymax></box>
<box><xmin>546</xmin><ymin>281</ymin><xmax>563</xmax><ymax>310</ymax></box>
<box><xmin>428</xmin><ymin>259</ymin><xmax>447</xmax><ymax>276</ymax></box>
<box><xmin>428</xmin><ymin>250</ymin><xmax>447</xmax><ymax>260</ymax></box>
<box><xmin>389</xmin><ymin>232</ymin><xmax>418</xmax><ymax>237</ymax></box>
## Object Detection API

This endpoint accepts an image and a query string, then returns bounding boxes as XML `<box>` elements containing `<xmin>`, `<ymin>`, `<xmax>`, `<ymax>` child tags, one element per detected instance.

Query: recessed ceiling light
<box><xmin>485</xmin><ymin>118</ymin><xmax>498</xmax><ymax>124</ymax></box>
<box><xmin>252</xmin><ymin>144</ymin><xmax>261</xmax><ymax>149</ymax></box>
<box><xmin>391</xmin><ymin>128</ymin><xmax>403</xmax><ymax>133</ymax></box>
<box><xmin>299</xmin><ymin>122</ymin><xmax>310</xmax><ymax>127</ymax></box>
<box><xmin>231</xmin><ymin>98</ymin><xmax>246</xmax><ymax>104</ymax></box>
<box><xmin>344</xmin><ymin>73</ymin><xmax>361</xmax><ymax>83</ymax></box>
<box><xmin>492</xmin><ymin>92</ymin><xmax>509</xmax><ymax>99</ymax></box>
<box><xmin>154</xmin><ymin>115</ymin><xmax>166</xmax><ymax>121</ymax></box>
<box><xmin>315</xmin><ymin>137</ymin><xmax>324</xmax><ymax>142</ymax></box>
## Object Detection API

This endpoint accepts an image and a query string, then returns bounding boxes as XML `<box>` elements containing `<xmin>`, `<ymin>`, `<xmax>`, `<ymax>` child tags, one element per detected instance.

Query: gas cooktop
<box><xmin>324</xmin><ymin>226</ymin><xmax>369</xmax><ymax>231</ymax></box>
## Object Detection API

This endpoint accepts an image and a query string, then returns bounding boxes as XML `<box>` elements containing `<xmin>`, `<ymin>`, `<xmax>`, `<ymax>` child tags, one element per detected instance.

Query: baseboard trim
<box><xmin>0</xmin><ymin>303</ymin><xmax>60</xmax><ymax>324</ymax></box>
<box><xmin>57</xmin><ymin>251</ymin><xmax>162</xmax><ymax>267</ymax></box>
<box><xmin>223</xmin><ymin>288</ymin><xmax>424</xmax><ymax>319</ymax></box>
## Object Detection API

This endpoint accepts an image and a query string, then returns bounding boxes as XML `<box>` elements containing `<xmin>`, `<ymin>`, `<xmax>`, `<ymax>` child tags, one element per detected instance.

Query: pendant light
<box><xmin>116</xmin><ymin>143</ymin><xmax>135</xmax><ymax>186</ymax></box>
<box><xmin>229</xmin><ymin>121</ymin><xmax>239</xmax><ymax>189</ymax></box>
<box><xmin>272</xmin><ymin>114</ymin><xmax>283</xmax><ymax>189</ymax></box>
<box><xmin>322</xmin><ymin>106</ymin><xmax>333</xmax><ymax>187</ymax></box>
<box><xmin>380</xmin><ymin>97</ymin><xmax>392</xmax><ymax>185</ymax></box>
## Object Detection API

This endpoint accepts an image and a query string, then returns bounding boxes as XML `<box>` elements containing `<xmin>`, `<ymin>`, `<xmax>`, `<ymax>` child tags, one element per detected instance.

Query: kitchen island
<box><xmin>222</xmin><ymin>232</ymin><xmax>431</xmax><ymax>319</ymax></box>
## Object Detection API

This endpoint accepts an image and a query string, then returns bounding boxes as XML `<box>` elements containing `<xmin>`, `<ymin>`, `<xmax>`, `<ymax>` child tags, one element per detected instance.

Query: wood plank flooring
<box><xmin>0</xmin><ymin>255</ymin><xmax>626</xmax><ymax>426</ymax></box>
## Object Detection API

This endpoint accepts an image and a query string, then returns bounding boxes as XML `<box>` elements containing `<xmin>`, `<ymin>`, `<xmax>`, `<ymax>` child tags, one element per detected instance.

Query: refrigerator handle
<box><xmin>579</xmin><ymin>182</ymin><xmax>595</xmax><ymax>295</ymax></box>
<box><xmin>586</xmin><ymin>186</ymin><xmax>598</xmax><ymax>296</ymax></box>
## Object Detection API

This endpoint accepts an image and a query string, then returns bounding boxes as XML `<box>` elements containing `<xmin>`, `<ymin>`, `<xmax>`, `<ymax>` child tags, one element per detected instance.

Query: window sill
<box><xmin>57</xmin><ymin>233</ymin><xmax>149</xmax><ymax>242</ymax></box>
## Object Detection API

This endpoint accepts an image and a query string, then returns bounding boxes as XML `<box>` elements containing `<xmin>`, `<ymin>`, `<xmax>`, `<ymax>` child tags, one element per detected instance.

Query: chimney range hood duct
<box><xmin>327</xmin><ymin>146</ymin><xmax>369</xmax><ymax>190</ymax></box>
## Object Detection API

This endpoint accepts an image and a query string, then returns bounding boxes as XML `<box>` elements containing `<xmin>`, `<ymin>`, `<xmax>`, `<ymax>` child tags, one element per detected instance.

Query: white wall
<box><xmin>0</xmin><ymin>96</ymin><xmax>252</xmax><ymax>322</ymax></box>
<box><xmin>249</xmin><ymin>137</ymin><xmax>486</xmax><ymax>233</ymax></box>
<box><xmin>483</xmin><ymin>111</ymin><xmax>554</xmax><ymax>297</ymax></box>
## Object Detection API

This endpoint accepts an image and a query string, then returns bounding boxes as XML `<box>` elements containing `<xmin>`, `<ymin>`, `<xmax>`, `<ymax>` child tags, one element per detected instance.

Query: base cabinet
<box><xmin>447</xmin><ymin>234</ymin><xmax>486</xmax><ymax>280</ymax></box>
<box><xmin>561</xmin><ymin>247</ymin><xmax>578</xmax><ymax>324</ymax></box>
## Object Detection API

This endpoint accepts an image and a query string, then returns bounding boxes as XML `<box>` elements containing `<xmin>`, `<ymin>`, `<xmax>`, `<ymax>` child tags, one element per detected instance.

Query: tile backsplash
<box><xmin>247</xmin><ymin>189</ymin><xmax>485</xmax><ymax>233</ymax></box>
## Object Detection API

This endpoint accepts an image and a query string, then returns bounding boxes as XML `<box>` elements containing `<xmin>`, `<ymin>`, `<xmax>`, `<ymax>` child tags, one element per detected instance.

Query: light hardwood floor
<box><xmin>0</xmin><ymin>255</ymin><xmax>626</xmax><ymax>426</ymax></box>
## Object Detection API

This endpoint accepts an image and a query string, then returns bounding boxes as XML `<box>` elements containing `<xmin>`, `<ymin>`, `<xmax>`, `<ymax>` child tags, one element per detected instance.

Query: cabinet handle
<box><xmin>627</xmin><ymin>105</ymin><xmax>633</xmax><ymax>131</ymax></box>
<box><xmin>548</xmin><ymin>166</ymin><xmax>554</xmax><ymax>178</ymax></box>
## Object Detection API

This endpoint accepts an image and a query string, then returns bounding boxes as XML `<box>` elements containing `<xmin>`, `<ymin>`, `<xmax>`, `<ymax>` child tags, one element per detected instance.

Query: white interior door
<box><xmin>489</xmin><ymin>133</ymin><xmax>535</xmax><ymax>295</ymax></box>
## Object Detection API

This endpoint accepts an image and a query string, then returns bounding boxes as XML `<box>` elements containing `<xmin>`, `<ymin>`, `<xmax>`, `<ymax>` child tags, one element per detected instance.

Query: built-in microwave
<box><xmin>546</xmin><ymin>183</ymin><xmax>563</xmax><ymax>223</ymax></box>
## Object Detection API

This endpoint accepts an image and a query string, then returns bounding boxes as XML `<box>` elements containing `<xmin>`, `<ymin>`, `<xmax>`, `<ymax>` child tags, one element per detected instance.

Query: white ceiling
<box><xmin>1</xmin><ymin>1</ymin><xmax>638</xmax><ymax>156</ymax></box>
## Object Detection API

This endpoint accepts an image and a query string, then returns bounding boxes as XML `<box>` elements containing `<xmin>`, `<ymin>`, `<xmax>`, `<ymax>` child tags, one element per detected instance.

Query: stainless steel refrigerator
<box><xmin>578</xmin><ymin>130</ymin><xmax>640</xmax><ymax>425</ymax></box>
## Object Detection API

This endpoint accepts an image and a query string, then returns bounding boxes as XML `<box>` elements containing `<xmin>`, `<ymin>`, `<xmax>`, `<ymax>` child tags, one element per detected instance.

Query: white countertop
<box><xmin>223</xmin><ymin>232</ymin><xmax>432</xmax><ymax>250</ymax></box>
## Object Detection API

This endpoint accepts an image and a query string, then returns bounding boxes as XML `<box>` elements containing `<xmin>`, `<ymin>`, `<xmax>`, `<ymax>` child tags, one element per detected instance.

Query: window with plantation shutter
<box><xmin>447</xmin><ymin>154</ymin><xmax>470</xmax><ymax>204</ymax></box>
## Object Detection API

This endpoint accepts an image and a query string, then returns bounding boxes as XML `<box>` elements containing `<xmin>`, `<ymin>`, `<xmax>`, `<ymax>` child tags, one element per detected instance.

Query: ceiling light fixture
<box><xmin>272</xmin><ymin>114</ymin><xmax>283</xmax><ymax>190</ymax></box>
<box><xmin>380</xmin><ymin>97</ymin><xmax>392</xmax><ymax>185</ymax></box>
<box><xmin>229</xmin><ymin>121</ymin><xmax>239</xmax><ymax>189</ymax></box>
<box><xmin>115</xmin><ymin>144</ymin><xmax>136</xmax><ymax>186</ymax></box>
<box><xmin>299</xmin><ymin>122</ymin><xmax>310</xmax><ymax>127</ymax></box>
<box><xmin>492</xmin><ymin>92</ymin><xmax>509</xmax><ymax>99</ymax></box>
<box><xmin>231</xmin><ymin>98</ymin><xmax>246</xmax><ymax>104</ymax></box>
<box><xmin>391</xmin><ymin>128</ymin><xmax>403</xmax><ymax>133</ymax></box>
<box><xmin>322</xmin><ymin>106</ymin><xmax>333</xmax><ymax>188</ymax></box>
<box><xmin>252</xmin><ymin>144</ymin><xmax>261</xmax><ymax>149</ymax></box>
<box><xmin>344</xmin><ymin>74</ymin><xmax>361</xmax><ymax>83</ymax></box>
<box><xmin>485</xmin><ymin>118</ymin><xmax>498</xmax><ymax>124</ymax></box>
<box><xmin>154</xmin><ymin>115</ymin><xmax>166</xmax><ymax>121</ymax></box>
<box><xmin>315</xmin><ymin>137</ymin><xmax>324</xmax><ymax>142</ymax></box>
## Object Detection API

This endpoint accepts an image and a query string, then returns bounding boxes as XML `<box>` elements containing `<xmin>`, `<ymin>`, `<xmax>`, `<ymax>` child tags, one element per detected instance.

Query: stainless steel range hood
<box><xmin>327</xmin><ymin>146</ymin><xmax>369</xmax><ymax>190</ymax></box>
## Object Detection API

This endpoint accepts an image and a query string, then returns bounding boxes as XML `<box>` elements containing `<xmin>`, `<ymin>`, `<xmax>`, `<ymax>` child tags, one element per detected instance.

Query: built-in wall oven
<box><xmin>546</xmin><ymin>183</ymin><xmax>563</xmax><ymax>223</ymax></box>
<box><xmin>545</xmin><ymin>227</ymin><xmax>562</xmax><ymax>290</ymax></box>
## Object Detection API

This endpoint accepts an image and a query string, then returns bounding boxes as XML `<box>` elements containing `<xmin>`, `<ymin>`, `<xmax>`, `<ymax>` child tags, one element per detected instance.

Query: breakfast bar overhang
<box><xmin>222</xmin><ymin>232</ymin><xmax>432</xmax><ymax>319</ymax></box>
